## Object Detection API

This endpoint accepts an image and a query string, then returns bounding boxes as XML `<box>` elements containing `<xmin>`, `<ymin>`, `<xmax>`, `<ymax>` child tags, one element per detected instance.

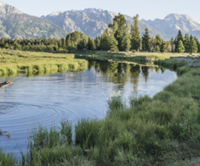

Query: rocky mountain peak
<box><xmin>0</xmin><ymin>1</ymin><xmax>4</xmax><ymax>7</ymax></box>
<box><xmin>164</xmin><ymin>13</ymin><xmax>193</xmax><ymax>21</ymax></box>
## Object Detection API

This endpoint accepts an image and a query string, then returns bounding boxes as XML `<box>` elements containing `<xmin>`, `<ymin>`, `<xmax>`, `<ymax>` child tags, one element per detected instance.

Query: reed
<box><xmin>0</xmin><ymin>149</ymin><xmax>19</xmax><ymax>166</ymax></box>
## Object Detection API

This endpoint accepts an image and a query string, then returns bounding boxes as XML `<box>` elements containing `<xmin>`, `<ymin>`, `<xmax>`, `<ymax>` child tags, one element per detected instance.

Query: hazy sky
<box><xmin>2</xmin><ymin>0</ymin><xmax>200</xmax><ymax>22</ymax></box>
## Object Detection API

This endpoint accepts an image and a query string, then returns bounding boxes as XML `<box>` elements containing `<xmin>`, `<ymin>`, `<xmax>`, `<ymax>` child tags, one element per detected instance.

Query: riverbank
<box><xmin>2</xmin><ymin>58</ymin><xmax>200</xmax><ymax>166</ymax></box>
<box><xmin>0</xmin><ymin>50</ymin><xmax>88</xmax><ymax>77</ymax></box>
<box><xmin>75</xmin><ymin>51</ymin><xmax>200</xmax><ymax>67</ymax></box>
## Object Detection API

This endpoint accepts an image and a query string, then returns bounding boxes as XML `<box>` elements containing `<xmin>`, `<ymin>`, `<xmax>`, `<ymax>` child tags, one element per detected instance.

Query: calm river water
<box><xmin>0</xmin><ymin>60</ymin><xmax>177</xmax><ymax>158</ymax></box>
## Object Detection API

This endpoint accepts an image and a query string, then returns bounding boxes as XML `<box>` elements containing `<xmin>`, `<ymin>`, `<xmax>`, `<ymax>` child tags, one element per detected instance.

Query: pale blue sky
<box><xmin>2</xmin><ymin>0</ymin><xmax>200</xmax><ymax>22</ymax></box>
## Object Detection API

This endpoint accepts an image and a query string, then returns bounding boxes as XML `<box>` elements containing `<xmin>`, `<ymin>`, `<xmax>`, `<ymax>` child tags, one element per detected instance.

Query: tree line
<box><xmin>0</xmin><ymin>13</ymin><xmax>199</xmax><ymax>53</ymax></box>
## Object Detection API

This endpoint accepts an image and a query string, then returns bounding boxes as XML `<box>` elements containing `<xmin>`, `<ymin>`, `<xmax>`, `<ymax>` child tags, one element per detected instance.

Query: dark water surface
<box><xmin>0</xmin><ymin>60</ymin><xmax>177</xmax><ymax>158</ymax></box>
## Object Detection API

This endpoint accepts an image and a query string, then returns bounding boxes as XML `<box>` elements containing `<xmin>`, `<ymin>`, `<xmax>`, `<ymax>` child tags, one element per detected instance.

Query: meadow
<box><xmin>0</xmin><ymin>50</ymin><xmax>88</xmax><ymax>77</ymax></box>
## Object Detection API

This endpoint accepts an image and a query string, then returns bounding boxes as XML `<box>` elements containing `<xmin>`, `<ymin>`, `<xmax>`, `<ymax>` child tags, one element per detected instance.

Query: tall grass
<box><xmin>20</xmin><ymin>59</ymin><xmax>200</xmax><ymax>166</ymax></box>
<box><xmin>0</xmin><ymin>149</ymin><xmax>19</xmax><ymax>166</ymax></box>
<box><xmin>0</xmin><ymin>50</ymin><xmax>88</xmax><ymax>77</ymax></box>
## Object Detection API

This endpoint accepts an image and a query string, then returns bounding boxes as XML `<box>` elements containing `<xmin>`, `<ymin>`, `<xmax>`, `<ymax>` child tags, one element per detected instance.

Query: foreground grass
<box><xmin>6</xmin><ymin>60</ymin><xmax>196</xmax><ymax>166</ymax></box>
<box><xmin>2</xmin><ymin>58</ymin><xmax>200</xmax><ymax>165</ymax></box>
<box><xmin>0</xmin><ymin>50</ymin><xmax>88</xmax><ymax>77</ymax></box>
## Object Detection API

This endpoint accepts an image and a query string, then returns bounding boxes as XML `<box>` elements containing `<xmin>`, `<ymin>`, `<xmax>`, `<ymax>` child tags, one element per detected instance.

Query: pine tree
<box><xmin>61</xmin><ymin>38</ymin><xmax>66</xmax><ymax>48</ymax></box>
<box><xmin>160</xmin><ymin>41</ymin><xmax>166</xmax><ymax>53</ymax></box>
<box><xmin>131</xmin><ymin>14</ymin><xmax>141</xmax><ymax>51</ymax></box>
<box><xmin>177</xmin><ymin>40</ymin><xmax>185</xmax><ymax>53</ymax></box>
<box><xmin>100</xmin><ymin>29</ymin><xmax>110</xmax><ymax>50</ymax></box>
<box><xmin>5</xmin><ymin>43</ymin><xmax>9</xmax><ymax>49</ymax></box>
<box><xmin>183</xmin><ymin>34</ymin><xmax>190</xmax><ymax>52</ymax></box>
<box><xmin>170</xmin><ymin>37</ymin><xmax>174</xmax><ymax>52</ymax></box>
<box><xmin>94</xmin><ymin>36</ymin><xmax>101</xmax><ymax>50</ymax></box>
<box><xmin>88</xmin><ymin>37</ymin><xmax>96</xmax><ymax>50</ymax></box>
<box><xmin>175</xmin><ymin>30</ymin><xmax>184</xmax><ymax>52</ymax></box>
<box><xmin>194</xmin><ymin>37</ymin><xmax>200</xmax><ymax>53</ymax></box>
<box><xmin>142</xmin><ymin>28</ymin><xmax>150</xmax><ymax>51</ymax></box>
<box><xmin>110</xmin><ymin>35</ymin><xmax>118</xmax><ymax>52</ymax></box>
<box><xmin>109</xmin><ymin>13</ymin><xmax>127</xmax><ymax>51</ymax></box>
<box><xmin>66</xmin><ymin>36</ymin><xmax>71</xmax><ymax>48</ymax></box>
<box><xmin>121</xmin><ymin>24</ymin><xmax>131</xmax><ymax>51</ymax></box>
<box><xmin>156</xmin><ymin>45</ymin><xmax>160</xmax><ymax>52</ymax></box>
<box><xmin>190</xmin><ymin>37</ymin><xmax>198</xmax><ymax>53</ymax></box>
<box><xmin>155</xmin><ymin>34</ymin><xmax>162</xmax><ymax>45</ymax></box>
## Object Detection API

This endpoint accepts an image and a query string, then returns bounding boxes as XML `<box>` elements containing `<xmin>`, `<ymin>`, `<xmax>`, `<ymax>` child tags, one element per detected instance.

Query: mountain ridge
<box><xmin>0</xmin><ymin>1</ymin><xmax>67</xmax><ymax>39</ymax></box>
<box><xmin>141</xmin><ymin>13</ymin><xmax>200</xmax><ymax>39</ymax></box>
<box><xmin>42</xmin><ymin>8</ymin><xmax>170</xmax><ymax>40</ymax></box>
<box><xmin>0</xmin><ymin>1</ymin><xmax>199</xmax><ymax>40</ymax></box>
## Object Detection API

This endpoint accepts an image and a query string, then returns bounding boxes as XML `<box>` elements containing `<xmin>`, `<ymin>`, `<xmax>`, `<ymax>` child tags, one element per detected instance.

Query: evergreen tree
<box><xmin>190</xmin><ymin>37</ymin><xmax>198</xmax><ymax>53</ymax></box>
<box><xmin>5</xmin><ymin>43</ymin><xmax>9</xmax><ymax>49</ymax></box>
<box><xmin>177</xmin><ymin>40</ymin><xmax>185</xmax><ymax>53</ymax></box>
<box><xmin>177</xmin><ymin>30</ymin><xmax>184</xmax><ymax>42</ymax></box>
<box><xmin>156</xmin><ymin>45</ymin><xmax>160</xmax><ymax>52</ymax></box>
<box><xmin>131</xmin><ymin>14</ymin><xmax>141</xmax><ymax>51</ymax></box>
<box><xmin>155</xmin><ymin>34</ymin><xmax>162</xmax><ymax>45</ymax></box>
<box><xmin>160</xmin><ymin>41</ymin><xmax>166</xmax><ymax>53</ymax></box>
<box><xmin>77</xmin><ymin>38</ymin><xmax>88</xmax><ymax>50</ymax></box>
<box><xmin>170</xmin><ymin>37</ymin><xmax>174</xmax><ymax>52</ymax></box>
<box><xmin>174</xmin><ymin>30</ymin><xmax>184</xmax><ymax>52</ymax></box>
<box><xmin>109</xmin><ymin>13</ymin><xmax>127</xmax><ymax>51</ymax></box>
<box><xmin>183</xmin><ymin>33</ymin><xmax>190</xmax><ymax>52</ymax></box>
<box><xmin>121</xmin><ymin>24</ymin><xmax>131</xmax><ymax>51</ymax></box>
<box><xmin>88</xmin><ymin>37</ymin><xmax>96</xmax><ymax>50</ymax></box>
<box><xmin>94</xmin><ymin>36</ymin><xmax>101</xmax><ymax>50</ymax></box>
<box><xmin>194</xmin><ymin>37</ymin><xmax>200</xmax><ymax>53</ymax></box>
<box><xmin>100</xmin><ymin>29</ymin><xmax>110</xmax><ymax>50</ymax></box>
<box><xmin>142</xmin><ymin>28</ymin><xmax>150</xmax><ymax>51</ymax></box>
<box><xmin>66</xmin><ymin>36</ymin><xmax>71</xmax><ymax>47</ymax></box>
<box><xmin>110</xmin><ymin>35</ymin><xmax>118</xmax><ymax>52</ymax></box>
<box><xmin>61</xmin><ymin>38</ymin><xmax>66</xmax><ymax>48</ymax></box>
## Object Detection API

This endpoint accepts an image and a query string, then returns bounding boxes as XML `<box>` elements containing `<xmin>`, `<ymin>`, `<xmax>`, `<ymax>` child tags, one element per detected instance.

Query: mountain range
<box><xmin>0</xmin><ymin>1</ymin><xmax>67</xmax><ymax>39</ymax></box>
<box><xmin>0</xmin><ymin>1</ymin><xmax>200</xmax><ymax>40</ymax></box>
<box><xmin>41</xmin><ymin>8</ymin><xmax>169</xmax><ymax>40</ymax></box>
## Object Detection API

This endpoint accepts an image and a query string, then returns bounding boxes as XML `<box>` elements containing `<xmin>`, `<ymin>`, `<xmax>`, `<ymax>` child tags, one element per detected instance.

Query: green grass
<box><xmin>0</xmin><ymin>50</ymin><xmax>88</xmax><ymax>77</ymax></box>
<box><xmin>2</xmin><ymin>56</ymin><xmax>200</xmax><ymax>165</ymax></box>
<box><xmin>0</xmin><ymin>149</ymin><xmax>19</xmax><ymax>166</ymax></box>
<box><xmin>19</xmin><ymin>59</ymin><xmax>200</xmax><ymax>166</ymax></box>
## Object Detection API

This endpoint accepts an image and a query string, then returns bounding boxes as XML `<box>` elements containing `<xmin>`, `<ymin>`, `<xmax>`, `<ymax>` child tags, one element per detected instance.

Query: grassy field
<box><xmin>0</xmin><ymin>50</ymin><xmax>88</xmax><ymax>77</ymax></box>
<box><xmin>2</xmin><ymin>58</ymin><xmax>200</xmax><ymax>166</ymax></box>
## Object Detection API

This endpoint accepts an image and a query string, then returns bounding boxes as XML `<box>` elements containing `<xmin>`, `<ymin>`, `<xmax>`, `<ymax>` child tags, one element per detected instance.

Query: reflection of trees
<box><xmin>88</xmin><ymin>60</ymin><xmax>153</xmax><ymax>90</ymax></box>
<box><xmin>155</xmin><ymin>67</ymin><xmax>160</xmax><ymax>73</ymax></box>
<box><xmin>88</xmin><ymin>60</ymin><xmax>94</xmax><ymax>71</ymax></box>
<box><xmin>110</xmin><ymin>63</ymin><xmax>129</xmax><ymax>84</ymax></box>
<box><xmin>161</xmin><ymin>68</ymin><xmax>165</xmax><ymax>74</ymax></box>
<box><xmin>130</xmin><ymin>65</ymin><xmax>140</xmax><ymax>86</ymax></box>
<box><xmin>142</xmin><ymin>66</ymin><xmax>149</xmax><ymax>82</ymax></box>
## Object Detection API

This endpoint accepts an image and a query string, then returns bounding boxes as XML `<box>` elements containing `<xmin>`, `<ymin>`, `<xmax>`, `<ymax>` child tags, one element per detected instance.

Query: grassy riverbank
<box><xmin>2</xmin><ymin>59</ymin><xmax>200</xmax><ymax>166</ymax></box>
<box><xmin>75</xmin><ymin>51</ymin><xmax>199</xmax><ymax>66</ymax></box>
<box><xmin>0</xmin><ymin>50</ymin><xmax>88</xmax><ymax>77</ymax></box>
<box><xmin>1</xmin><ymin>51</ymin><xmax>200</xmax><ymax>165</ymax></box>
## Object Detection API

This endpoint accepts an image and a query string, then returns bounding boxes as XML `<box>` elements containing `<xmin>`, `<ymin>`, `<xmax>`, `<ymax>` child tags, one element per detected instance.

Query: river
<box><xmin>0</xmin><ymin>60</ymin><xmax>177</xmax><ymax>158</ymax></box>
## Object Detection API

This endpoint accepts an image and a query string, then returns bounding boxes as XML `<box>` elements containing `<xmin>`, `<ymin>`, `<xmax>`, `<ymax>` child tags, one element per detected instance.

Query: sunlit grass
<box><xmin>21</xmin><ymin>59</ymin><xmax>200</xmax><ymax>166</ymax></box>
<box><xmin>0</xmin><ymin>50</ymin><xmax>88</xmax><ymax>77</ymax></box>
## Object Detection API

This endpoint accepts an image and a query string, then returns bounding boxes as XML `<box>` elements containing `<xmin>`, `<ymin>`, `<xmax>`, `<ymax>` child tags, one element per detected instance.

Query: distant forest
<box><xmin>0</xmin><ymin>13</ymin><xmax>199</xmax><ymax>53</ymax></box>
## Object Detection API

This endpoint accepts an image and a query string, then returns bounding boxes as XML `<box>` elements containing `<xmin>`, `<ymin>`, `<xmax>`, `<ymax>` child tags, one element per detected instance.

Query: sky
<box><xmin>2</xmin><ymin>0</ymin><xmax>200</xmax><ymax>22</ymax></box>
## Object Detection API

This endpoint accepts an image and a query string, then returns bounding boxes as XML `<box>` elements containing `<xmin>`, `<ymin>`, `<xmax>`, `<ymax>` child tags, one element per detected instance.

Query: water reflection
<box><xmin>0</xmin><ymin>60</ymin><xmax>177</xmax><ymax>158</ymax></box>
<box><xmin>88</xmin><ymin>60</ymin><xmax>164</xmax><ymax>90</ymax></box>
